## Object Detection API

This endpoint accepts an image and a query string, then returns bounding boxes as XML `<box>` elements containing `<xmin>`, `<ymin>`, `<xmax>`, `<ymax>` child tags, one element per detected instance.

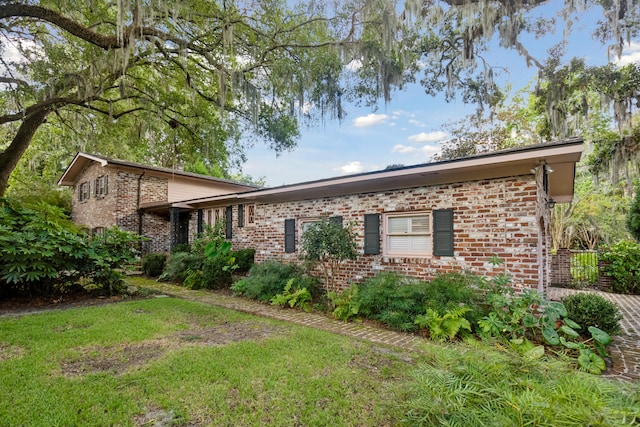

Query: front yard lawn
<box><xmin>0</xmin><ymin>296</ymin><xmax>638</xmax><ymax>426</ymax></box>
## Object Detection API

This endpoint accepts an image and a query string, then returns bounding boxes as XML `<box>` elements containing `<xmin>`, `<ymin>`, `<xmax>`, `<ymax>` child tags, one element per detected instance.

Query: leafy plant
<box><xmin>561</xmin><ymin>292</ymin><xmax>622</xmax><ymax>336</ymax></box>
<box><xmin>0</xmin><ymin>198</ymin><xmax>140</xmax><ymax>297</ymax></box>
<box><xmin>627</xmin><ymin>183</ymin><xmax>640</xmax><ymax>242</ymax></box>
<box><xmin>142</xmin><ymin>253</ymin><xmax>167</xmax><ymax>277</ymax></box>
<box><xmin>160</xmin><ymin>252</ymin><xmax>203</xmax><ymax>282</ymax></box>
<box><xmin>414</xmin><ymin>306</ymin><xmax>472</xmax><ymax>341</ymax></box>
<box><xmin>356</xmin><ymin>273</ymin><xmax>429</xmax><ymax>332</ymax></box>
<box><xmin>477</xmin><ymin>262</ymin><xmax>613</xmax><ymax>374</ymax></box>
<box><xmin>231</xmin><ymin>261</ymin><xmax>318</xmax><ymax>302</ymax></box>
<box><xmin>300</xmin><ymin>217</ymin><xmax>358</xmax><ymax>293</ymax></box>
<box><xmin>600</xmin><ymin>240</ymin><xmax>640</xmax><ymax>294</ymax></box>
<box><xmin>328</xmin><ymin>286</ymin><xmax>361</xmax><ymax>322</ymax></box>
<box><xmin>270</xmin><ymin>279</ymin><xmax>312</xmax><ymax>312</ymax></box>
<box><xmin>232</xmin><ymin>248</ymin><xmax>255</xmax><ymax>273</ymax></box>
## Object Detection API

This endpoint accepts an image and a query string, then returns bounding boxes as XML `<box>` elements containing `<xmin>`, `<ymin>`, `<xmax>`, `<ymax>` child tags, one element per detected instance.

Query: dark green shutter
<box><xmin>364</xmin><ymin>214</ymin><xmax>380</xmax><ymax>255</ymax></box>
<box><xmin>104</xmin><ymin>175</ymin><xmax>108</xmax><ymax>195</ymax></box>
<box><xmin>330</xmin><ymin>216</ymin><xmax>343</xmax><ymax>226</ymax></box>
<box><xmin>284</xmin><ymin>219</ymin><xmax>296</xmax><ymax>253</ymax></box>
<box><xmin>238</xmin><ymin>204</ymin><xmax>244</xmax><ymax>228</ymax></box>
<box><xmin>433</xmin><ymin>209</ymin><xmax>454</xmax><ymax>256</ymax></box>
<box><xmin>225</xmin><ymin>206</ymin><xmax>233</xmax><ymax>239</ymax></box>
<box><xmin>197</xmin><ymin>209</ymin><xmax>204</xmax><ymax>235</ymax></box>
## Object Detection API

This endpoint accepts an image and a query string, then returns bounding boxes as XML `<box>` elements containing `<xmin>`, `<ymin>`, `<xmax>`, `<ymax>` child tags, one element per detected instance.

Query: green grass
<box><xmin>0</xmin><ymin>298</ymin><xmax>407</xmax><ymax>426</ymax></box>
<box><xmin>0</xmin><ymin>296</ymin><xmax>639</xmax><ymax>426</ymax></box>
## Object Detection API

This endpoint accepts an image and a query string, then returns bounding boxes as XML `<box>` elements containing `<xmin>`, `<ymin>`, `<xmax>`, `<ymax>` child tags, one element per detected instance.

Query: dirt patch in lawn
<box><xmin>0</xmin><ymin>342</ymin><xmax>25</xmax><ymax>362</ymax></box>
<box><xmin>60</xmin><ymin>321</ymin><xmax>287</xmax><ymax>377</ymax></box>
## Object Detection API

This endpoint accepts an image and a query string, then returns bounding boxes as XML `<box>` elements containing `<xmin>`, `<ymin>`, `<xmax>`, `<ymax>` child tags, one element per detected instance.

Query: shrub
<box><xmin>561</xmin><ymin>293</ymin><xmax>622</xmax><ymax>336</ymax></box>
<box><xmin>270</xmin><ymin>278</ymin><xmax>312</xmax><ymax>312</ymax></box>
<box><xmin>171</xmin><ymin>243</ymin><xmax>191</xmax><ymax>254</ymax></box>
<box><xmin>423</xmin><ymin>272</ymin><xmax>483</xmax><ymax>326</ymax></box>
<box><xmin>300</xmin><ymin>218</ymin><xmax>358</xmax><ymax>292</ymax></box>
<box><xmin>0</xmin><ymin>198</ymin><xmax>140</xmax><ymax>297</ymax></box>
<box><xmin>142</xmin><ymin>253</ymin><xmax>167</xmax><ymax>277</ymax></box>
<box><xmin>600</xmin><ymin>241</ymin><xmax>640</xmax><ymax>294</ymax></box>
<box><xmin>161</xmin><ymin>252</ymin><xmax>203</xmax><ymax>282</ymax></box>
<box><xmin>202</xmin><ymin>254</ymin><xmax>233</xmax><ymax>290</ymax></box>
<box><xmin>356</xmin><ymin>272</ymin><xmax>429</xmax><ymax>332</ymax></box>
<box><xmin>232</xmin><ymin>248</ymin><xmax>255</xmax><ymax>273</ymax></box>
<box><xmin>231</xmin><ymin>261</ymin><xmax>318</xmax><ymax>302</ymax></box>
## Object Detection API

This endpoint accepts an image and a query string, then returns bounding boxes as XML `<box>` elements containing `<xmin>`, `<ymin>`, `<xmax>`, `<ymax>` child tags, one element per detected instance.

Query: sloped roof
<box><xmin>57</xmin><ymin>152</ymin><xmax>259</xmax><ymax>191</ymax></box>
<box><xmin>179</xmin><ymin>138</ymin><xmax>583</xmax><ymax>208</ymax></box>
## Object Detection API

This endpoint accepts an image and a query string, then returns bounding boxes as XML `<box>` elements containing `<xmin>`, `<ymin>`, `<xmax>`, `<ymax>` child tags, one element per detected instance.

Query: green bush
<box><xmin>232</xmin><ymin>248</ymin><xmax>255</xmax><ymax>273</ymax></box>
<box><xmin>202</xmin><ymin>254</ymin><xmax>233</xmax><ymax>290</ymax></box>
<box><xmin>0</xmin><ymin>198</ymin><xmax>140</xmax><ymax>297</ymax></box>
<box><xmin>423</xmin><ymin>272</ymin><xmax>483</xmax><ymax>327</ymax></box>
<box><xmin>356</xmin><ymin>272</ymin><xmax>429</xmax><ymax>332</ymax></box>
<box><xmin>161</xmin><ymin>252</ymin><xmax>203</xmax><ymax>282</ymax></box>
<box><xmin>142</xmin><ymin>253</ymin><xmax>167</xmax><ymax>277</ymax></box>
<box><xmin>231</xmin><ymin>261</ymin><xmax>318</xmax><ymax>302</ymax></box>
<box><xmin>561</xmin><ymin>293</ymin><xmax>622</xmax><ymax>336</ymax></box>
<box><xmin>600</xmin><ymin>241</ymin><xmax>640</xmax><ymax>294</ymax></box>
<box><xmin>171</xmin><ymin>243</ymin><xmax>191</xmax><ymax>254</ymax></box>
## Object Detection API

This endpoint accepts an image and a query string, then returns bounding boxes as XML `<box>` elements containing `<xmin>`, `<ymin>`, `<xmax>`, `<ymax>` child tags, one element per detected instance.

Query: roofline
<box><xmin>179</xmin><ymin>137</ymin><xmax>583</xmax><ymax>207</ymax></box>
<box><xmin>58</xmin><ymin>152</ymin><xmax>260</xmax><ymax>189</ymax></box>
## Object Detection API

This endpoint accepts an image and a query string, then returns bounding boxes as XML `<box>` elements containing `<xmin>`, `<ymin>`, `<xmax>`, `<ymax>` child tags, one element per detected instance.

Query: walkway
<box><xmin>548</xmin><ymin>287</ymin><xmax>640</xmax><ymax>382</ymax></box>
<box><xmin>140</xmin><ymin>281</ymin><xmax>640</xmax><ymax>382</ymax></box>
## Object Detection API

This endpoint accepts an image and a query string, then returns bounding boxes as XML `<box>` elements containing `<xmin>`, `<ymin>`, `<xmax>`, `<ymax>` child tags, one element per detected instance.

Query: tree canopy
<box><xmin>1</xmin><ymin>0</ymin><xmax>639</xmax><ymax>197</ymax></box>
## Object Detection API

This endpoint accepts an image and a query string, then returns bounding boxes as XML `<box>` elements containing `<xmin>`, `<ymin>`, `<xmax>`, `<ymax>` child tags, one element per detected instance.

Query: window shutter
<box><xmin>364</xmin><ymin>213</ymin><xmax>380</xmax><ymax>255</ymax></box>
<box><xmin>433</xmin><ymin>209</ymin><xmax>454</xmax><ymax>256</ymax></box>
<box><xmin>104</xmin><ymin>175</ymin><xmax>108</xmax><ymax>195</ymax></box>
<box><xmin>284</xmin><ymin>219</ymin><xmax>296</xmax><ymax>253</ymax></box>
<box><xmin>330</xmin><ymin>215</ymin><xmax>343</xmax><ymax>226</ymax></box>
<box><xmin>238</xmin><ymin>204</ymin><xmax>244</xmax><ymax>228</ymax></box>
<box><xmin>225</xmin><ymin>206</ymin><xmax>233</xmax><ymax>239</ymax></box>
<box><xmin>197</xmin><ymin>209</ymin><xmax>204</xmax><ymax>235</ymax></box>
<box><xmin>94</xmin><ymin>178</ymin><xmax>99</xmax><ymax>196</ymax></box>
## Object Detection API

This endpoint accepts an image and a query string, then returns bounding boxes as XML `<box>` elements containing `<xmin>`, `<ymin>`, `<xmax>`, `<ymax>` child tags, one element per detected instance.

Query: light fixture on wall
<box><xmin>544</xmin><ymin>164</ymin><xmax>554</xmax><ymax>173</ymax></box>
<box><xmin>547</xmin><ymin>198</ymin><xmax>556</xmax><ymax>208</ymax></box>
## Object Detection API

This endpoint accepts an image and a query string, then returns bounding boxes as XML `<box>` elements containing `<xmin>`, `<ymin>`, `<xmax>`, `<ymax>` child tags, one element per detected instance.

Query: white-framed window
<box><xmin>94</xmin><ymin>175</ymin><xmax>108</xmax><ymax>197</ymax></box>
<box><xmin>246</xmin><ymin>204</ymin><xmax>256</xmax><ymax>226</ymax></box>
<box><xmin>205</xmin><ymin>207</ymin><xmax>225</xmax><ymax>227</ymax></box>
<box><xmin>383</xmin><ymin>212</ymin><xmax>431</xmax><ymax>256</ymax></box>
<box><xmin>78</xmin><ymin>181</ymin><xmax>90</xmax><ymax>201</ymax></box>
<box><xmin>300</xmin><ymin>218</ymin><xmax>321</xmax><ymax>235</ymax></box>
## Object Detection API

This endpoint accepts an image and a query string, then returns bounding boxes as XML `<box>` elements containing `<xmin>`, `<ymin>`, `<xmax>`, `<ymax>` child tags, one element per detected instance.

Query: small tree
<box><xmin>300</xmin><ymin>218</ymin><xmax>358</xmax><ymax>293</ymax></box>
<box><xmin>626</xmin><ymin>185</ymin><xmax>640</xmax><ymax>242</ymax></box>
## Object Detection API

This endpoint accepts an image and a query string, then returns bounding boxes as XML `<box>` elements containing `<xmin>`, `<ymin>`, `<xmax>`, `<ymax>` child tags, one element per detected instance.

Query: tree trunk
<box><xmin>0</xmin><ymin>107</ymin><xmax>51</xmax><ymax>196</ymax></box>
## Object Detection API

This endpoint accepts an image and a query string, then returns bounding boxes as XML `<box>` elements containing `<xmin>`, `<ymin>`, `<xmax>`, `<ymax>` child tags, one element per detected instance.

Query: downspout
<box><xmin>136</xmin><ymin>169</ymin><xmax>146</xmax><ymax>253</ymax></box>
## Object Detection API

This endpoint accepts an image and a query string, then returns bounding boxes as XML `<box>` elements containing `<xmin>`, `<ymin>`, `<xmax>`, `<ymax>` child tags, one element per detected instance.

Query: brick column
<box><xmin>551</xmin><ymin>248</ymin><xmax>571</xmax><ymax>286</ymax></box>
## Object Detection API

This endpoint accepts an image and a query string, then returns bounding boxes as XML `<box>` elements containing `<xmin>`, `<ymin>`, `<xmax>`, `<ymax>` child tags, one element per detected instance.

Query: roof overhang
<box><xmin>182</xmin><ymin>138</ymin><xmax>583</xmax><ymax>208</ymax></box>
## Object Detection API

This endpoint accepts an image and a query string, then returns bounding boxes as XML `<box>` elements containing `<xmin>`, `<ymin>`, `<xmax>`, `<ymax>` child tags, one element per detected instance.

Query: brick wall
<box><xmin>71</xmin><ymin>162</ymin><xmax>171</xmax><ymax>253</ymax></box>
<box><xmin>221</xmin><ymin>175</ymin><xmax>546</xmax><ymax>291</ymax></box>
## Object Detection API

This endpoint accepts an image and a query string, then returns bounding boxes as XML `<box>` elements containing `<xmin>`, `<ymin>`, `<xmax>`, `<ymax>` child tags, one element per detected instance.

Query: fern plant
<box><xmin>415</xmin><ymin>306</ymin><xmax>472</xmax><ymax>341</ymax></box>
<box><xmin>270</xmin><ymin>279</ymin><xmax>312</xmax><ymax>312</ymax></box>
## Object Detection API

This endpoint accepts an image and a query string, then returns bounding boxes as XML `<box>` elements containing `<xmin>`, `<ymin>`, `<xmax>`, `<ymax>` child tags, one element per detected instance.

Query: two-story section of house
<box><xmin>58</xmin><ymin>153</ymin><xmax>257</xmax><ymax>253</ymax></box>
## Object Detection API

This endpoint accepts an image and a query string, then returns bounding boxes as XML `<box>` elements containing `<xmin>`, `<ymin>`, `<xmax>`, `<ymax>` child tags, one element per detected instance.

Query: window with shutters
<box><xmin>94</xmin><ymin>175</ymin><xmax>108</xmax><ymax>197</ymax></box>
<box><xmin>383</xmin><ymin>212</ymin><xmax>431</xmax><ymax>256</ymax></box>
<box><xmin>78</xmin><ymin>181</ymin><xmax>90</xmax><ymax>201</ymax></box>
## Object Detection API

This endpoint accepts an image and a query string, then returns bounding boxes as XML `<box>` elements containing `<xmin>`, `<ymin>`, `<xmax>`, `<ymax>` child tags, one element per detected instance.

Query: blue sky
<box><xmin>242</xmin><ymin>4</ymin><xmax>640</xmax><ymax>187</ymax></box>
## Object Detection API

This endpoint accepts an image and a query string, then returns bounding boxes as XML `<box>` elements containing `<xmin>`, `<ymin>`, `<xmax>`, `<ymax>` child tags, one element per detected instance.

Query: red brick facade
<box><xmin>207</xmin><ymin>175</ymin><xmax>548</xmax><ymax>291</ymax></box>
<box><xmin>70</xmin><ymin>163</ymin><xmax>170</xmax><ymax>252</ymax></box>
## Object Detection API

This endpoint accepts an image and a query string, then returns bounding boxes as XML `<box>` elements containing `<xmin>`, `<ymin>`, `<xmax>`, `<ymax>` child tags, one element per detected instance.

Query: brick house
<box><xmin>57</xmin><ymin>152</ymin><xmax>257</xmax><ymax>252</ymax></box>
<box><xmin>60</xmin><ymin>138</ymin><xmax>583</xmax><ymax>291</ymax></box>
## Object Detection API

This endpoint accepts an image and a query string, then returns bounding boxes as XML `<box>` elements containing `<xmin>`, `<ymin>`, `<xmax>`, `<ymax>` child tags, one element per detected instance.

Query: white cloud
<box><xmin>353</xmin><ymin>113</ymin><xmax>390</xmax><ymax>128</ymax></box>
<box><xmin>393</xmin><ymin>144</ymin><xmax>440</xmax><ymax>159</ymax></box>
<box><xmin>616</xmin><ymin>42</ymin><xmax>640</xmax><ymax>65</ymax></box>
<box><xmin>408</xmin><ymin>119</ymin><xmax>426</xmax><ymax>127</ymax></box>
<box><xmin>392</xmin><ymin>144</ymin><xmax>417</xmax><ymax>154</ymax></box>
<box><xmin>407</xmin><ymin>131</ymin><xmax>448</xmax><ymax>143</ymax></box>
<box><xmin>421</xmin><ymin>145</ymin><xmax>440</xmax><ymax>156</ymax></box>
<box><xmin>336</xmin><ymin>161</ymin><xmax>365</xmax><ymax>174</ymax></box>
